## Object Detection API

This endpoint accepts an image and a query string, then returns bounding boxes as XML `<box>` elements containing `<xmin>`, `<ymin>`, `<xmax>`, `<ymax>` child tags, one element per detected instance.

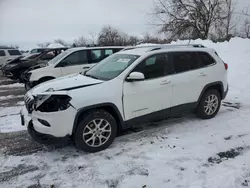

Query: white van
<box><xmin>25</xmin><ymin>46</ymin><xmax>124</xmax><ymax>89</ymax></box>
<box><xmin>0</xmin><ymin>49</ymin><xmax>22</xmax><ymax>66</ymax></box>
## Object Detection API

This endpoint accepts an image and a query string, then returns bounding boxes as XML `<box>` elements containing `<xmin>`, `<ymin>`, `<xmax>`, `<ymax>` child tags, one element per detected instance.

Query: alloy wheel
<box><xmin>204</xmin><ymin>94</ymin><xmax>219</xmax><ymax>115</ymax></box>
<box><xmin>83</xmin><ymin>119</ymin><xmax>112</xmax><ymax>147</ymax></box>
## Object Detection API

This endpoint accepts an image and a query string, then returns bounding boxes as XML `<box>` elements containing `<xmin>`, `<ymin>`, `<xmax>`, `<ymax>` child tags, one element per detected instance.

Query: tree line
<box><xmin>39</xmin><ymin>0</ymin><xmax>250</xmax><ymax>47</ymax></box>
<box><xmin>2</xmin><ymin>0</ymin><xmax>250</xmax><ymax>49</ymax></box>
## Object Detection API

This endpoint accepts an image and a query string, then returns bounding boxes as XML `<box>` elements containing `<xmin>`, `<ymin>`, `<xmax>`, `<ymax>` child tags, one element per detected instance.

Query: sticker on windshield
<box><xmin>117</xmin><ymin>58</ymin><xmax>131</xmax><ymax>63</ymax></box>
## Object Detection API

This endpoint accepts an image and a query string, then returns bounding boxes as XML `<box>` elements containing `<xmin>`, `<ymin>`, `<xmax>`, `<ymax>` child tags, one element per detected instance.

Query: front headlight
<box><xmin>36</xmin><ymin>95</ymin><xmax>72</xmax><ymax>112</ymax></box>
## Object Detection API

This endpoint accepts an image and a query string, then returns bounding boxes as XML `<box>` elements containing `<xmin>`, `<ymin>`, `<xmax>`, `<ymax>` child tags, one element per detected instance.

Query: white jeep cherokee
<box><xmin>20</xmin><ymin>44</ymin><xmax>228</xmax><ymax>152</ymax></box>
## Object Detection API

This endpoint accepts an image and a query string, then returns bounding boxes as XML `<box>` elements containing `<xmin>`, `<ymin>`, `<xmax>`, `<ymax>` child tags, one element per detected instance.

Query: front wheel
<box><xmin>196</xmin><ymin>90</ymin><xmax>221</xmax><ymax>119</ymax></box>
<box><xmin>74</xmin><ymin>110</ymin><xmax>117</xmax><ymax>153</ymax></box>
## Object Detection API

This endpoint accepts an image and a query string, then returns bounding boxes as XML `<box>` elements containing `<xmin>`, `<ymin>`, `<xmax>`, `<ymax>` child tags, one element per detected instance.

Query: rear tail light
<box><xmin>224</xmin><ymin>63</ymin><xmax>228</xmax><ymax>70</ymax></box>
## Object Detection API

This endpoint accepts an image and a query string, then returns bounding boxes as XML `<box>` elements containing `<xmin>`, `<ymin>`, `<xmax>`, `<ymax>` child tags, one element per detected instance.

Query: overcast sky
<box><xmin>0</xmin><ymin>0</ymin><xmax>249</xmax><ymax>50</ymax></box>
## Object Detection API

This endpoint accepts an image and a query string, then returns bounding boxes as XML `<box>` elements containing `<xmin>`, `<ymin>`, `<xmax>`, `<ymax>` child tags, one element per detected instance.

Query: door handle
<box><xmin>198</xmin><ymin>72</ymin><xmax>206</xmax><ymax>76</ymax></box>
<box><xmin>161</xmin><ymin>80</ymin><xmax>171</xmax><ymax>85</ymax></box>
<box><xmin>83</xmin><ymin>66</ymin><xmax>90</xmax><ymax>69</ymax></box>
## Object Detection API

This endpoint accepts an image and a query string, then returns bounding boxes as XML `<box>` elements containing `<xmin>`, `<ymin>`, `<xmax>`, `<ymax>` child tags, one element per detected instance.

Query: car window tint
<box><xmin>40</xmin><ymin>51</ymin><xmax>55</xmax><ymax>60</ymax></box>
<box><xmin>63</xmin><ymin>50</ymin><xmax>88</xmax><ymax>66</ymax></box>
<box><xmin>30</xmin><ymin>49</ymin><xmax>37</xmax><ymax>53</ymax></box>
<box><xmin>133</xmin><ymin>54</ymin><xmax>169</xmax><ymax>79</ymax></box>
<box><xmin>0</xmin><ymin>50</ymin><xmax>6</xmax><ymax>56</ymax></box>
<box><xmin>198</xmin><ymin>52</ymin><xmax>215</xmax><ymax>66</ymax></box>
<box><xmin>172</xmin><ymin>52</ymin><xmax>200</xmax><ymax>73</ymax></box>
<box><xmin>90</xmin><ymin>49</ymin><xmax>103</xmax><ymax>63</ymax></box>
<box><xmin>37</xmin><ymin>49</ymin><xmax>46</xmax><ymax>53</ymax></box>
<box><xmin>105</xmin><ymin>49</ymin><xmax>113</xmax><ymax>56</ymax></box>
<box><xmin>8</xmin><ymin>50</ymin><xmax>21</xmax><ymax>56</ymax></box>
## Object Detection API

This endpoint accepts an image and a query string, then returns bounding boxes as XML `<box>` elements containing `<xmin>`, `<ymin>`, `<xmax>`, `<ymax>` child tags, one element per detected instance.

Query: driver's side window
<box><xmin>133</xmin><ymin>53</ymin><xmax>169</xmax><ymax>80</ymax></box>
<box><xmin>60</xmin><ymin>50</ymin><xmax>88</xmax><ymax>66</ymax></box>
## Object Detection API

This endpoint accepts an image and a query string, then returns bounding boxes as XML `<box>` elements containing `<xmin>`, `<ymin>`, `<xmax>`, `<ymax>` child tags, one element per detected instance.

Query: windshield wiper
<box><xmin>85</xmin><ymin>74</ymin><xmax>99</xmax><ymax>80</ymax></box>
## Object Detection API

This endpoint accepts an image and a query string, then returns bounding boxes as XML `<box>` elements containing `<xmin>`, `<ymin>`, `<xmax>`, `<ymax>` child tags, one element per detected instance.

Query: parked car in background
<box><xmin>24</xmin><ymin>46</ymin><xmax>124</xmax><ymax>90</ymax></box>
<box><xmin>2</xmin><ymin>48</ymin><xmax>67</xmax><ymax>80</ymax></box>
<box><xmin>0</xmin><ymin>49</ymin><xmax>22</xmax><ymax>67</ymax></box>
<box><xmin>29</xmin><ymin>48</ymin><xmax>48</xmax><ymax>54</ymax></box>
<box><xmin>21</xmin><ymin>44</ymin><xmax>228</xmax><ymax>152</ymax></box>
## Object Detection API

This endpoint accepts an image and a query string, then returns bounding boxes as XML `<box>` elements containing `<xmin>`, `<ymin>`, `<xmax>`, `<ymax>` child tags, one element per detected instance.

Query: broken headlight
<box><xmin>36</xmin><ymin>95</ymin><xmax>72</xmax><ymax>112</ymax></box>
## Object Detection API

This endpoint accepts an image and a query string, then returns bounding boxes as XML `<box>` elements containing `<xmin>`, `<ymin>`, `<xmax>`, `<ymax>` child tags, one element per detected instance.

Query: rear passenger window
<box><xmin>0</xmin><ymin>50</ymin><xmax>6</xmax><ymax>56</ymax></box>
<box><xmin>90</xmin><ymin>49</ymin><xmax>103</xmax><ymax>63</ymax></box>
<box><xmin>172</xmin><ymin>52</ymin><xmax>200</xmax><ymax>73</ymax></box>
<box><xmin>105</xmin><ymin>49</ymin><xmax>113</xmax><ymax>56</ymax></box>
<box><xmin>8</xmin><ymin>50</ymin><xmax>21</xmax><ymax>56</ymax></box>
<box><xmin>198</xmin><ymin>52</ymin><xmax>215</xmax><ymax>66</ymax></box>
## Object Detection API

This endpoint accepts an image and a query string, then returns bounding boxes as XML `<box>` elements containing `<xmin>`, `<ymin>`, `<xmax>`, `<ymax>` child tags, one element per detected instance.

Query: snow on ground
<box><xmin>1</xmin><ymin>38</ymin><xmax>250</xmax><ymax>188</ymax></box>
<box><xmin>0</xmin><ymin>83</ymin><xmax>23</xmax><ymax>88</ymax></box>
<box><xmin>0</xmin><ymin>95</ymin><xmax>23</xmax><ymax>101</ymax></box>
<box><xmin>0</xmin><ymin>106</ymin><xmax>25</xmax><ymax>133</ymax></box>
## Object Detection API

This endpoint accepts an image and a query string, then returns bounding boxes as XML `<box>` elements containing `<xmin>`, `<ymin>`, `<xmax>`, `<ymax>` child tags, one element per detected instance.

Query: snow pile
<box><xmin>1</xmin><ymin>37</ymin><xmax>250</xmax><ymax>188</ymax></box>
<box><xmin>47</xmin><ymin>43</ymin><xmax>65</xmax><ymax>48</ymax></box>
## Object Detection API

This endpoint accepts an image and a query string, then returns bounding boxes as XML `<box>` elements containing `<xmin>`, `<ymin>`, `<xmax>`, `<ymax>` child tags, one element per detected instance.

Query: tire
<box><xmin>196</xmin><ymin>89</ymin><xmax>221</xmax><ymax>119</ymax></box>
<box><xmin>74</xmin><ymin>110</ymin><xmax>117</xmax><ymax>153</ymax></box>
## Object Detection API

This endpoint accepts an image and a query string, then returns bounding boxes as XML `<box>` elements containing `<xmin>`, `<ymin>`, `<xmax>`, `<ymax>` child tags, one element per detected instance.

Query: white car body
<box><xmin>21</xmin><ymin>44</ymin><xmax>228</xmax><ymax>151</ymax></box>
<box><xmin>0</xmin><ymin>49</ymin><xmax>22</xmax><ymax>66</ymax></box>
<box><xmin>28</xmin><ymin>46</ymin><xmax>124</xmax><ymax>85</ymax></box>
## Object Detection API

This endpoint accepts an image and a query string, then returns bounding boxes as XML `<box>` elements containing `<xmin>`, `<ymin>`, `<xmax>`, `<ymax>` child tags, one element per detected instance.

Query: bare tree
<box><xmin>88</xmin><ymin>32</ymin><xmax>97</xmax><ymax>45</ymax></box>
<box><xmin>97</xmin><ymin>26</ymin><xmax>122</xmax><ymax>46</ymax></box>
<box><xmin>152</xmin><ymin>0</ymin><xmax>225</xmax><ymax>40</ymax></box>
<box><xmin>37</xmin><ymin>42</ymin><xmax>51</xmax><ymax>48</ymax></box>
<box><xmin>53</xmin><ymin>39</ymin><xmax>68</xmax><ymax>47</ymax></box>
<box><xmin>243</xmin><ymin>18</ymin><xmax>250</xmax><ymax>38</ymax></box>
<box><xmin>73</xmin><ymin>36</ymin><xmax>87</xmax><ymax>47</ymax></box>
<box><xmin>214</xmin><ymin>0</ymin><xmax>238</xmax><ymax>41</ymax></box>
<box><xmin>128</xmin><ymin>36</ymin><xmax>140</xmax><ymax>46</ymax></box>
<box><xmin>0</xmin><ymin>44</ymin><xmax>19</xmax><ymax>49</ymax></box>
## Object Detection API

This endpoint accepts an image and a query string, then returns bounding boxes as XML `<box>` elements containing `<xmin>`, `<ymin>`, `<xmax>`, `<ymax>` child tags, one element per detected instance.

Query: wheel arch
<box><xmin>72</xmin><ymin>103</ymin><xmax>125</xmax><ymax>136</ymax></box>
<box><xmin>198</xmin><ymin>82</ymin><xmax>224</xmax><ymax>104</ymax></box>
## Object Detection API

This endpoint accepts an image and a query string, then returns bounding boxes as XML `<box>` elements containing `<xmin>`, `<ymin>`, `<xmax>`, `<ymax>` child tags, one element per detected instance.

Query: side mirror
<box><xmin>126</xmin><ymin>72</ymin><xmax>145</xmax><ymax>82</ymax></box>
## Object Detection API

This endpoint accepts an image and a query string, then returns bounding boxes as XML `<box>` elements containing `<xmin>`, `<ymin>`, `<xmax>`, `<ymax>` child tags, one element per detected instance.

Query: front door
<box><xmin>123</xmin><ymin>53</ymin><xmax>173</xmax><ymax>122</ymax></box>
<box><xmin>60</xmin><ymin>50</ymin><xmax>90</xmax><ymax>76</ymax></box>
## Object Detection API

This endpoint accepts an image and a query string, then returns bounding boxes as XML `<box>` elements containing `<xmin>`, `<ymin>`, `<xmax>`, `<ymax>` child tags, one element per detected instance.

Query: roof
<box><xmin>118</xmin><ymin>44</ymin><xmax>209</xmax><ymax>56</ymax></box>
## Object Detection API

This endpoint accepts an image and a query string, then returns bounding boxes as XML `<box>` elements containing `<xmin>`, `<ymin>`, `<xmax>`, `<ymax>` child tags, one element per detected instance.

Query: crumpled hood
<box><xmin>30</xmin><ymin>73</ymin><xmax>104</xmax><ymax>95</ymax></box>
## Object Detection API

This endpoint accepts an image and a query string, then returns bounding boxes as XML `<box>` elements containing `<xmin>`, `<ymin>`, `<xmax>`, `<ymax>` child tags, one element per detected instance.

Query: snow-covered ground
<box><xmin>0</xmin><ymin>38</ymin><xmax>250</xmax><ymax>188</ymax></box>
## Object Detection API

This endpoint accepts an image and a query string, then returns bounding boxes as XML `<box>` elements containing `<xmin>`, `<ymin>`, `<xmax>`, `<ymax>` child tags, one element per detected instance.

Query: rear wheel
<box><xmin>196</xmin><ymin>89</ymin><xmax>221</xmax><ymax>119</ymax></box>
<box><xmin>74</xmin><ymin>110</ymin><xmax>117</xmax><ymax>152</ymax></box>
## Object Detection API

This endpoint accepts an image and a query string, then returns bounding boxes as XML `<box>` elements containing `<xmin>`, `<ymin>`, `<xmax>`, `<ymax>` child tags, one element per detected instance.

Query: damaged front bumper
<box><xmin>20</xmin><ymin>106</ymin><xmax>77</xmax><ymax>145</ymax></box>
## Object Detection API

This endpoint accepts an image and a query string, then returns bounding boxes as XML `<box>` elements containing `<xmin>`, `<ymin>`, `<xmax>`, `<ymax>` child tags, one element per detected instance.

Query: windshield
<box><xmin>48</xmin><ymin>50</ymin><xmax>71</xmax><ymax>65</ymax></box>
<box><xmin>84</xmin><ymin>54</ymin><xmax>140</xmax><ymax>81</ymax></box>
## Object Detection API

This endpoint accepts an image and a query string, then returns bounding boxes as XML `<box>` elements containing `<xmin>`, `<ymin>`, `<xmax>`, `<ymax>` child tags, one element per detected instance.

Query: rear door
<box><xmin>59</xmin><ymin>50</ymin><xmax>89</xmax><ymax>76</ymax></box>
<box><xmin>170</xmin><ymin>51</ymin><xmax>211</xmax><ymax>109</ymax></box>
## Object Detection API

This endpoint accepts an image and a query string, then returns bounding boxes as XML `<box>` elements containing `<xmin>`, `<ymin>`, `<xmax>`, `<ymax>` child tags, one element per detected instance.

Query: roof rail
<box><xmin>120</xmin><ymin>45</ymin><xmax>163</xmax><ymax>51</ymax></box>
<box><xmin>147</xmin><ymin>44</ymin><xmax>206</xmax><ymax>52</ymax></box>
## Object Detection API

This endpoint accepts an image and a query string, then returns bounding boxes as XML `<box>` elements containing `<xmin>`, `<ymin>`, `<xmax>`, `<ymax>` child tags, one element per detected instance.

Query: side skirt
<box><xmin>124</xmin><ymin>102</ymin><xmax>198</xmax><ymax>129</ymax></box>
